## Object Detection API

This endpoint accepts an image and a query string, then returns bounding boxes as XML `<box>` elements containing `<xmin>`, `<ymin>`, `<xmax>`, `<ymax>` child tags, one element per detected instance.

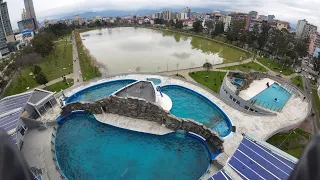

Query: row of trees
<box><xmin>13</xmin><ymin>24</ymin><xmax>72</xmax><ymax>86</ymax></box>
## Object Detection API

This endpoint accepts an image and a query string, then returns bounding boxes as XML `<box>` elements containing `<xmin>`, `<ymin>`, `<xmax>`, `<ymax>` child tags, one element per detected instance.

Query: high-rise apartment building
<box><xmin>248</xmin><ymin>11</ymin><xmax>258</xmax><ymax>19</ymax></box>
<box><xmin>24</xmin><ymin>0</ymin><xmax>38</xmax><ymax>29</ymax></box>
<box><xmin>21</xmin><ymin>8</ymin><xmax>27</xmax><ymax>20</ymax></box>
<box><xmin>296</xmin><ymin>19</ymin><xmax>317</xmax><ymax>39</ymax></box>
<box><xmin>183</xmin><ymin>7</ymin><xmax>191</xmax><ymax>19</ymax></box>
<box><xmin>0</xmin><ymin>0</ymin><xmax>13</xmax><ymax>55</ymax></box>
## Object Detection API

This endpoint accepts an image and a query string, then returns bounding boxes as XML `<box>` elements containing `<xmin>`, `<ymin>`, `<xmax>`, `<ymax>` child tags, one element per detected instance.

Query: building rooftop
<box><xmin>115</xmin><ymin>81</ymin><xmax>156</xmax><ymax>102</ymax></box>
<box><xmin>28</xmin><ymin>89</ymin><xmax>54</xmax><ymax>105</ymax></box>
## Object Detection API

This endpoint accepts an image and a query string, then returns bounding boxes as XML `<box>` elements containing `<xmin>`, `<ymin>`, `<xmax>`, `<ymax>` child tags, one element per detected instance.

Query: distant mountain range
<box><xmin>56</xmin><ymin>8</ymin><xmax>230</xmax><ymax>20</ymax></box>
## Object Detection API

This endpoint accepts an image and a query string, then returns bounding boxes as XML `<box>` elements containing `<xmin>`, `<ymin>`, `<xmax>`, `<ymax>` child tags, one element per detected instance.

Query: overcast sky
<box><xmin>6</xmin><ymin>0</ymin><xmax>320</xmax><ymax>29</ymax></box>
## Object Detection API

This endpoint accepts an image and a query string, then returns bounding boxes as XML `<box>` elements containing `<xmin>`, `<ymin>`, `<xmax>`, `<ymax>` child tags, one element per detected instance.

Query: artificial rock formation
<box><xmin>62</xmin><ymin>95</ymin><xmax>224</xmax><ymax>153</ymax></box>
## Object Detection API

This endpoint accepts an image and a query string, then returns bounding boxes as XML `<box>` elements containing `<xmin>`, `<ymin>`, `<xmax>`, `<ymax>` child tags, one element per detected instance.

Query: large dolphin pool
<box><xmin>161</xmin><ymin>85</ymin><xmax>231</xmax><ymax>137</ymax></box>
<box><xmin>66</xmin><ymin>79</ymin><xmax>136</xmax><ymax>103</ymax></box>
<box><xmin>55</xmin><ymin>113</ymin><xmax>211</xmax><ymax>180</ymax></box>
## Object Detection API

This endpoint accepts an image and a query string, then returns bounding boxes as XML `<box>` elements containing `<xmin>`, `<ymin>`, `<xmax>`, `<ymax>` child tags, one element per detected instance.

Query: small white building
<box><xmin>0</xmin><ymin>89</ymin><xmax>57</xmax><ymax>150</ymax></box>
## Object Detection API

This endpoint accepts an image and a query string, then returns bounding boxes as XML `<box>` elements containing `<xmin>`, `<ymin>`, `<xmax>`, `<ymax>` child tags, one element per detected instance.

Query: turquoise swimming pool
<box><xmin>66</xmin><ymin>79</ymin><xmax>136</xmax><ymax>103</ymax></box>
<box><xmin>55</xmin><ymin>113</ymin><xmax>211</xmax><ymax>180</ymax></box>
<box><xmin>250</xmin><ymin>83</ymin><xmax>291</xmax><ymax>112</ymax></box>
<box><xmin>161</xmin><ymin>85</ymin><xmax>231</xmax><ymax>137</ymax></box>
<box><xmin>146</xmin><ymin>78</ymin><xmax>161</xmax><ymax>85</ymax></box>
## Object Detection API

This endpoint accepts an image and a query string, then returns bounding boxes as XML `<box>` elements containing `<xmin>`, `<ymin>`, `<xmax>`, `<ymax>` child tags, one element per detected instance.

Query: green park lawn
<box><xmin>189</xmin><ymin>71</ymin><xmax>226</xmax><ymax>93</ymax></box>
<box><xmin>267</xmin><ymin>128</ymin><xmax>311</xmax><ymax>158</ymax></box>
<box><xmin>218</xmin><ymin>62</ymin><xmax>267</xmax><ymax>72</ymax></box>
<box><xmin>257</xmin><ymin>58</ymin><xmax>294</xmax><ymax>76</ymax></box>
<box><xmin>4</xmin><ymin>44</ymin><xmax>73</xmax><ymax>96</ymax></box>
<box><xmin>46</xmin><ymin>79</ymin><xmax>74</xmax><ymax>92</ymax></box>
<box><xmin>291</xmin><ymin>76</ymin><xmax>303</xmax><ymax>90</ymax></box>
<box><xmin>312</xmin><ymin>88</ymin><xmax>320</xmax><ymax>112</ymax></box>
<box><xmin>76</xmin><ymin>32</ymin><xmax>101</xmax><ymax>81</ymax></box>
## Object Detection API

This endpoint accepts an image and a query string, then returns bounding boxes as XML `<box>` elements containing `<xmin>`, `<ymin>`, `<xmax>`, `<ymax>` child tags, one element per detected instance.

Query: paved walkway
<box><xmin>161</xmin><ymin>58</ymin><xmax>253</xmax><ymax>81</ymax></box>
<box><xmin>35</xmin><ymin>74</ymin><xmax>74</xmax><ymax>89</ymax></box>
<box><xmin>72</xmin><ymin>31</ymin><xmax>83</xmax><ymax>85</ymax></box>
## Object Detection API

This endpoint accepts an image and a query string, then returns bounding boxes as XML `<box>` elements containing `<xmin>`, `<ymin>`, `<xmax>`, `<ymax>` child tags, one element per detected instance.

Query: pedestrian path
<box><xmin>35</xmin><ymin>74</ymin><xmax>74</xmax><ymax>89</ymax></box>
<box><xmin>72</xmin><ymin>31</ymin><xmax>83</xmax><ymax>84</ymax></box>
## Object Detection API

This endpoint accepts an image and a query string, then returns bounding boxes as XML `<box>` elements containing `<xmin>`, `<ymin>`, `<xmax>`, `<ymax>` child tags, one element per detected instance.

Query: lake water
<box><xmin>81</xmin><ymin>27</ymin><xmax>246</xmax><ymax>75</ymax></box>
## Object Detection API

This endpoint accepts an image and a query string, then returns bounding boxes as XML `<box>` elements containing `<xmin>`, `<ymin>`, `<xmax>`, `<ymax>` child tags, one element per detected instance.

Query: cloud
<box><xmin>6</xmin><ymin>0</ymin><xmax>320</xmax><ymax>30</ymax></box>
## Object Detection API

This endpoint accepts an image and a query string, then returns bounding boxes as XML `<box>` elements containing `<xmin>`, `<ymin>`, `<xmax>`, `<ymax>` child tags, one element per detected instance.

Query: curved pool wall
<box><xmin>65</xmin><ymin>79</ymin><xmax>137</xmax><ymax>103</ymax></box>
<box><xmin>161</xmin><ymin>85</ymin><xmax>232</xmax><ymax>137</ymax></box>
<box><xmin>54</xmin><ymin>112</ymin><xmax>211</xmax><ymax>180</ymax></box>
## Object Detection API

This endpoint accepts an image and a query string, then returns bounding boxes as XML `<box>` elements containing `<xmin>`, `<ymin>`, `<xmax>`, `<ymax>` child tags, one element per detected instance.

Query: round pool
<box><xmin>55</xmin><ymin>113</ymin><xmax>210</xmax><ymax>180</ymax></box>
<box><xmin>66</xmin><ymin>79</ymin><xmax>137</xmax><ymax>103</ymax></box>
<box><xmin>161</xmin><ymin>85</ymin><xmax>231</xmax><ymax>137</ymax></box>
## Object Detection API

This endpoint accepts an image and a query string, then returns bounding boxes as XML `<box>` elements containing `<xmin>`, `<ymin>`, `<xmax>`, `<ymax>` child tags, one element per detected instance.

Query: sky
<box><xmin>6</xmin><ymin>0</ymin><xmax>320</xmax><ymax>30</ymax></box>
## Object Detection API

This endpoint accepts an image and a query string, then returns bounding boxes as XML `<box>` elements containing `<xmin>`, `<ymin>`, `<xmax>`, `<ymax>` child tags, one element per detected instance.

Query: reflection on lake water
<box><xmin>81</xmin><ymin>27</ymin><xmax>241</xmax><ymax>75</ymax></box>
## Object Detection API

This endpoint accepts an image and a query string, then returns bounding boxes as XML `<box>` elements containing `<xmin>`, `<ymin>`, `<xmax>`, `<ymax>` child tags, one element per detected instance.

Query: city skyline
<box><xmin>4</xmin><ymin>0</ymin><xmax>320</xmax><ymax>30</ymax></box>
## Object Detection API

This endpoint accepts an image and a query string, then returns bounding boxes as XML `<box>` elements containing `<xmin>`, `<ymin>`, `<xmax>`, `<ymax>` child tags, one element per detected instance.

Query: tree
<box><xmin>203</xmin><ymin>62</ymin><xmax>213</xmax><ymax>71</ymax></box>
<box><xmin>154</xmin><ymin>18</ymin><xmax>164</xmax><ymax>25</ymax></box>
<box><xmin>33</xmin><ymin>65</ymin><xmax>42</xmax><ymax>74</ymax></box>
<box><xmin>226</xmin><ymin>20</ymin><xmax>245</xmax><ymax>41</ymax></box>
<box><xmin>212</xmin><ymin>21</ymin><xmax>224</xmax><ymax>37</ymax></box>
<box><xmin>205</xmin><ymin>20</ymin><xmax>214</xmax><ymax>34</ymax></box>
<box><xmin>193</xmin><ymin>20</ymin><xmax>203</xmax><ymax>33</ymax></box>
<box><xmin>314</xmin><ymin>56</ymin><xmax>320</xmax><ymax>73</ymax></box>
<box><xmin>174</xmin><ymin>20</ymin><xmax>183</xmax><ymax>29</ymax></box>
<box><xmin>116</xmin><ymin>17</ymin><xmax>121</xmax><ymax>22</ymax></box>
<box><xmin>32</xmin><ymin>33</ymin><xmax>54</xmax><ymax>57</ymax></box>
<box><xmin>15</xmin><ymin>52</ymin><xmax>44</xmax><ymax>70</ymax></box>
<box><xmin>35</xmin><ymin>72</ymin><xmax>48</xmax><ymax>86</ymax></box>
<box><xmin>95</xmin><ymin>20</ymin><xmax>102</xmax><ymax>27</ymax></box>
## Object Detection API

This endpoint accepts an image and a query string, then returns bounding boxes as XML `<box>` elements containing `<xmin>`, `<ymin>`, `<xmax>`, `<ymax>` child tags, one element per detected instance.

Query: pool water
<box><xmin>250</xmin><ymin>83</ymin><xmax>291</xmax><ymax>112</ymax></box>
<box><xmin>147</xmin><ymin>78</ymin><xmax>161</xmax><ymax>85</ymax></box>
<box><xmin>55</xmin><ymin>114</ymin><xmax>210</xmax><ymax>180</ymax></box>
<box><xmin>161</xmin><ymin>85</ymin><xmax>231</xmax><ymax>137</ymax></box>
<box><xmin>233</xmin><ymin>78</ymin><xmax>244</xmax><ymax>86</ymax></box>
<box><xmin>66</xmin><ymin>80</ymin><xmax>136</xmax><ymax>103</ymax></box>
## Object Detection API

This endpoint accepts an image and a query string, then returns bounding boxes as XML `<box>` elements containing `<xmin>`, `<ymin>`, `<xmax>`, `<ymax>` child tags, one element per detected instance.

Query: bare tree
<box><xmin>136</xmin><ymin>66</ymin><xmax>141</xmax><ymax>72</ymax></box>
<box><xmin>15</xmin><ymin>53</ymin><xmax>44</xmax><ymax>71</ymax></box>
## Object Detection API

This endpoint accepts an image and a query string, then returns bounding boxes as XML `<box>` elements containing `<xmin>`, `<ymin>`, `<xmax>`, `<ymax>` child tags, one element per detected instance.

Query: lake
<box><xmin>81</xmin><ymin>27</ymin><xmax>247</xmax><ymax>75</ymax></box>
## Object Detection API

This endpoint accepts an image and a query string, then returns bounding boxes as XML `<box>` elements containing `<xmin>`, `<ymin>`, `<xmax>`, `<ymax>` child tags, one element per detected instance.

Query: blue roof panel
<box><xmin>0</xmin><ymin>111</ymin><xmax>21</xmax><ymax>132</ymax></box>
<box><xmin>0</xmin><ymin>92</ymin><xmax>33</xmax><ymax>114</ymax></box>
<box><xmin>228</xmin><ymin>136</ymin><xmax>296</xmax><ymax>180</ymax></box>
<box><xmin>208</xmin><ymin>170</ymin><xmax>232</xmax><ymax>180</ymax></box>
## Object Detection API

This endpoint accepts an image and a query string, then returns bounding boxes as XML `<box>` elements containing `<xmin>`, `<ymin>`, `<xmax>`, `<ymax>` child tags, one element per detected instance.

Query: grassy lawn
<box><xmin>312</xmin><ymin>88</ymin><xmax>320</xmax><ymax>112</ymax></box>
<box><xmin>218</xmin><ymin>62</ymin><xmax>267</xmax><ymax>72</ymax></box>
<box><xmin>4</xmin><ymin>44</ymin><xmax>73</xmax><ymax>96</ymax></box>
<box><xmin>54</xmin><ymin>40</ymin><xmax>70</xmax><ymax>46</ymax></box>
<box><xmin>75</xmin><ymin>31</ymin><xmax>101</xmax><ymax>81</ymax></box>
<box><xmin>189</xmin><ymin>71</ymin><xmax>226</xmax><ymax>93</ymax></box>
<box><xmin>257</xmin><ymin>58</ymin><xmax>294</xmax><ymax>76</ymax></box>
<box><xmin>291</xmin><ymin>76</ymin><xmax>303</xmax><ymax>90</ymax></box>
<box><xmin>267</xmin><ymin>128</ymin><xmax>311</xmax><ymax>158</ymax></box>
<box><xmin>46</xmin><ymin>79</ymin><xmax>74</xmax><ymax>92</ymax></box>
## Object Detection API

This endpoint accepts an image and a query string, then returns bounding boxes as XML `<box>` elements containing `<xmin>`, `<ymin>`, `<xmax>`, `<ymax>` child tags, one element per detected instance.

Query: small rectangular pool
<box><xmin>250</xmin><ymin>83</ymin><xmax>291</xmax><ymax>112</ymax></box>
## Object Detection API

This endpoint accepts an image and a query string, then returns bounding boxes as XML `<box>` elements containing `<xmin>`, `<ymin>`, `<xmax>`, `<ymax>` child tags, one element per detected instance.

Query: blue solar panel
<box><xmin>0</xmin><ymin>111</ymin><xmax>21</xmax><ymax>132</ymax></box>
<box><xmin>10</xmin><ymin>133</ymin><xmax>17</xmax><ymax>145</ymax></box>
<box><xmin>228</xmin><ymin>136</ymin><xmax>296</xmax><ymax>180</ymax></box>
<box><xmin>208</xmin><ymin>170</ymin><xmax>232</xmax><ymax>180</ymax></box>
<box><xmin>0</xmin><ymin>92</ymin><xmax>33</xmax><ymax>114</ymax></box>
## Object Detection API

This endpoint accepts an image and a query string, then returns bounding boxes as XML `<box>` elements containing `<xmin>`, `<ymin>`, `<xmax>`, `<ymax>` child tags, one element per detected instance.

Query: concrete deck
<box><xmin>94</xmin><ymin>113</ymin><xmax>173</xmax><ymax>135</ymax></box>
<box><xmin>239</xmin><ymin>78</ymin><xmax>275</xmax><ymax>100</ymax></box>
